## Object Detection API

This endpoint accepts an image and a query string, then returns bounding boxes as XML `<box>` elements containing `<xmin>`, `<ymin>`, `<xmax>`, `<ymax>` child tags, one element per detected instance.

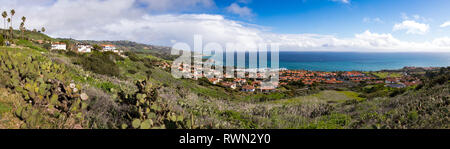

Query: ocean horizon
<box><xmin>209</xmin><ymin>52</ymin><xmax>450</xmax><ymax>72</ymax></box>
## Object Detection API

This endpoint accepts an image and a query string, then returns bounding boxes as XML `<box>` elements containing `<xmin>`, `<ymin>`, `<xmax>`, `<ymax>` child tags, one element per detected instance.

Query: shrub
<box><xmin>43</xmin><ymin>43</ymin><xmax>51</xmax><ymax>50</ymax></box>
<box><xmin>97</xmin><ymin>82</ymin><xmax>118</xmax><ymax>92</ymax></box>
<box><xmin>128</xmin><ymin>69</ymin><xmax>137</xmax><ymax>74</ymax></box>
<box><xmin>75</xmin><ymin>52</ymin><xmax>121</xmax><ymax>77</ymax></box>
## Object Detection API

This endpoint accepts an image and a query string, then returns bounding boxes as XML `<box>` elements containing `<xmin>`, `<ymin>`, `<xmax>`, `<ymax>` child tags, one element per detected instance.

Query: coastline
<box><xmin>204</xmin><ymin>52</ymin><xmax>450</xmax><ymax>72</ymax></box>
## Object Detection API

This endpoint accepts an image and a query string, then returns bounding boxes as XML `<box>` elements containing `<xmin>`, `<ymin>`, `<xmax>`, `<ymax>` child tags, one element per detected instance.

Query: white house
<box><xmin>51</xmin><ymin>42</ymin><xmax>66</xmax><ymax>50</ymax></box>
<box><xmin>242</xmin><ymin>85</ymin><xmax>255</xmax><ymax>92</ymax></box>
<box><xmin>77</xmin><ymin>44</ymin><xmax>93</xmax><ymax>53</ymax></box>
<box><xmin>101</xmin><ymin>44</ymin><xmax>117</xmax><ymax>52</ymax></box>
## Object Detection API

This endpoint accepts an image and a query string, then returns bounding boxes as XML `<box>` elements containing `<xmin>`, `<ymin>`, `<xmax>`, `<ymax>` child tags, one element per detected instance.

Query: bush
<box><xmin>97</xmin><ymin>82</ymin><xmax>118</xmax><ymax>92</ymax></box>
<box><xmin>128</xmin><ymin>69</ymin><xmax>137</xmax><ymax>74</ymax></box>
<box><xmin>43</xmin><ymin>43</ymin><xmax>51</xmax><ymax>50</ymax></box>
<box><xmin>66</xmin><ymin>51</ymin><xmax>78</xmax><ymax>57</ymax></box>
<box><xmin>75</xmin><ymin>52</ymin><xmax>121</xmax><ymax>77</ymax></box>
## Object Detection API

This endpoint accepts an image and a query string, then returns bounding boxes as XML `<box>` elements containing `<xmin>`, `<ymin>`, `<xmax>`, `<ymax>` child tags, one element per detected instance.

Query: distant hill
<box><xmin>56</xmin><ymin>39</ymin><xmax>177</xmax><ymax>61</ymax></box>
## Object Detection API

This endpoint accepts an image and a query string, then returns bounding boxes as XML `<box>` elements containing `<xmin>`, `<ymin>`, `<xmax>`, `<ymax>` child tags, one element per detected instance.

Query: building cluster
<box><xmin>174</xmin><ymin>59</ymin><xmax>424</xmax><ymax>92</ymax></box>
<box><xmin>280</xmin><ymin>70</ymin><xmax>346</xmax><ymax>85</ymax></box>
<box><xmin>44</xmin><ymin>41</ymin><xmax>122</xmax><ymax>54</ymax></box>
<box><xmin>174</xmin><ymin>61</ymin><xmax>280</xmax><ymax>92</ymax></box>
<box><xmin>279</xmin><ymin>70</ymin><xmax>421</xmax><ymax>88</ymax></box>
<box><xmin>384</xmin><ymin>76</ymin><xmax>422</xmax><ymax>88</ymax></box>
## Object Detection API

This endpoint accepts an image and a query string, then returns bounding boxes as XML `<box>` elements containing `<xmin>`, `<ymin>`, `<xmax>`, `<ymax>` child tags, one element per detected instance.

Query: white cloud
<box><xmin>331</xmin><ymin>0</ymin><xmax>350</xmax><ymax>4</ymax></box>
<box><xmin>0</xmin><ymin>0</ymin><xmax>449</xmax><ymax>52</ymax></box>
<box><xmin>363</xmin><ymin>17</ymin><xmax>383</xmax><ymax>24</ymax></box>
<box><xmin>393</xmin><ymin>20</ymin><xmax>430</xmax><ymax>35</ymax></box>
<box><xmin>440</xmin><ymin>21</ymin><xmax>450</xmax><ymax>28</ymax></box>
<box><xmin>401</xmin><ymin>13</ymin><xmax>431</xmax><ymax>22</ymax></box>
<box><xmin>136</xmin><ymin>0</ymin><xmax>215</xmax><ymax>12</ymax></box>
<box><xmin>237</xmin><ymin>0</ymin><xmax>252</xmax><ymax>4</ymax></box>
<box><xmin>225</xmin><ymin>3</ymin><xmax>254</xmax><ymax>18</ymax></box>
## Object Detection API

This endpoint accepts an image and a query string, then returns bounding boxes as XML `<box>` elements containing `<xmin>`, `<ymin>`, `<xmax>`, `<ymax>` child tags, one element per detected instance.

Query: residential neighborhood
<box><xmin>173</xmin><ymin>59</ymin><xmax>424</xmax><ymax>93</ymax></box>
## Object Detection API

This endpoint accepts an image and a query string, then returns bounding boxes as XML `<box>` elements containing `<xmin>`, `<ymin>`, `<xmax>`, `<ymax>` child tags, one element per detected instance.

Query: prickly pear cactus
<box><xmin>118</xmin><ymin>79</ymin><xmax>188</xmax><ymax>129</ymax></box>
<box><xmin>0</xmin><ymin>48</ymin><xmax>88</xmax><ymax>128</ymax></box>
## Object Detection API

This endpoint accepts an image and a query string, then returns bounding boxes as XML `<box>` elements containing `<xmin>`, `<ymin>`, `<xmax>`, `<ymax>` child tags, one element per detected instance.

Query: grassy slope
<box><xmin>367</xmin><ymin>72</ymin><xmax>403</xmax><ymax>79</ymax></box>
<box><xmin>271</xmin><ymin>90</ymin><xmax>364</xmax><ymax>105</ymax></box>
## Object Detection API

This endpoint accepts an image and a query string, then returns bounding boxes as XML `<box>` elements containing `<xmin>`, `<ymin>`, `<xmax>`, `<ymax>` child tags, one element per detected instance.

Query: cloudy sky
<box><xmin>2</xmin><ymin>0</ymin><xmax>450</xmax><ymax>52</ymax></box>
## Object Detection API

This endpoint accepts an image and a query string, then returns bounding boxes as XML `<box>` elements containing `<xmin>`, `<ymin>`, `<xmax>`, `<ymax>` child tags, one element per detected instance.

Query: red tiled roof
<box><xmin>242</xmin><ymin>85</ymin><xmax>255</xmax><ymax>90</ymax></box>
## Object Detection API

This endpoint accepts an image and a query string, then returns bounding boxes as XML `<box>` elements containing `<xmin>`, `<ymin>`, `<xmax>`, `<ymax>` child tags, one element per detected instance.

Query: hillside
<box><xmin>0</xmin><ymin>31</ymin><xmax>448</xmax><ymax>129</ymax></box>
<box><xmin>57</xmin><ymin>39</ymin><xmax>177</xmax><ymax>60</ymax></box>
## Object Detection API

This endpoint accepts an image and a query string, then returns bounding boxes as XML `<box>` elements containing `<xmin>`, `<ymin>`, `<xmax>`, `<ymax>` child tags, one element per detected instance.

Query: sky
<box><xmin>1</xmin><ymin>0</ymin><xmax>450</xmax><ymax>52</ymax></box>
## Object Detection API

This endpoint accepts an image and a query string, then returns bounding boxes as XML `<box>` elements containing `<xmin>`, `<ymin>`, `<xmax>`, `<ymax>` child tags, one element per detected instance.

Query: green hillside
<box><xmin>0</xmin><ymin>31</ymin><xmax>448</xmax><ymax>129</ymax></box>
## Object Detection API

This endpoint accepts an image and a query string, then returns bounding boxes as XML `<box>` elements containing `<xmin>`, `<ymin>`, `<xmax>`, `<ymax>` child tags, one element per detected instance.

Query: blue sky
<box><xmin>2</xmin><ymin>0</ymin><xmax>450</xmax><ymax>52</ymax></box>
<box><xmin>212</xmin><ymin>0</ymin><xmax>450</xmax><ymax>40</ymax></box>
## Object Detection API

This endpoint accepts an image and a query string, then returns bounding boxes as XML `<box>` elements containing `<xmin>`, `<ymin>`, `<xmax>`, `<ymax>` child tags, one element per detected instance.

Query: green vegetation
<box><xmin>71</xmin><ymin>51</ymin><xmax>122</xmax><ymax>77</ymax></box>
<box><xmin>357</xmin><ymin>84</ymin><xmax>416</xmax><ymax>99</ymax></box>
<box><xmin>369</xmin><ymin>72</ymin><xmax>403</xmax><ymax>79</ymax></box>
<box><xmin>0</xmin><ymin>102</ymin><xmax>11</xmax><ymax>114</ymax></box>
<box><xmin>271</xmin><ymin>90</ymin><xmax>361</xmax><ymax>105</ymax></box>
<box><xmin>16</xmin><ymin>39</ymin><xmax>47</xmax><ymax>52</ymax></box>
<box><xmin>303</xmin><ymin>113</ymin><xmax>351</xmax><ymax>129</ymax></box>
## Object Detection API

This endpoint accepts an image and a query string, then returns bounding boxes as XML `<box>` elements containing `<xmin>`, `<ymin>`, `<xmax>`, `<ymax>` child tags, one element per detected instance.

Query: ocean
<box><xmin>209</xmin><ymin>52</ymin><xmax>450</xmax><ymax>72</ymax></box>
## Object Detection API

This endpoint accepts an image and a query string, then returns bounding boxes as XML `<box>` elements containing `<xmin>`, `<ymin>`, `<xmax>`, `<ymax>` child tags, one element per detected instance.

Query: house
<box><xmin>242</xmin><ymin>85</ymin><xmax>255</xmax><ymax>92</ymax></box>
<box><xmin>208</xmin><ymin>78</ymin><xmax>221</xmax><ymax>85</ymax></box>
<box><xmin>233</xmin><ymin>78</ymin><xmax>247</xmax><ymax>85</ymax></box>
<box><xmin>35</xmin><ymin>40</ymin><xmax>44</xmax><ymax>44</ymax></box>
<box><xmin>101</xmin><ymin>44</ymin><xmax>118</xmax><ymax>52</ymax></box>
<box><xmin>386</xmin><ymin>83</ymin><xmax>406</xmax><ymax>88</ymax></box>
<box><xmin>51</xmin><ymin>42</ymin><xmax>66</xmax><ymax>50</ymax></box>
<box><xmin>342</xmin><ymin>71</ymin><xmax>364</xmax><ymax>77</ymax></box>
<box><xmin>221</xmin><ymin>82</ymin><xmax>237</xmax><ymax>89</ymax></box>
<box><xmin>77</xmin><ymin>44</ymin><xmax>93</xmax><ymax>53</ymax></box>
<box><xmin>385</xmin><ymin>77</ymin><xmax>399</xmax><ymax>84</ymax></box>
<box><xmin>251</xmin><ymin>81</ymin><xmax>262</xmax><ymax>86</ymax></box>
<box><xmin>259</xmin><ymin>86</ymin><xmax>276</xmax><ymax>93</ymax></box>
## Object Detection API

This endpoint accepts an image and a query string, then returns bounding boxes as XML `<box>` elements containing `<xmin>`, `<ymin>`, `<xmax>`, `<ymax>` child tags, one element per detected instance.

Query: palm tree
<box><xmin>10</xmin><ymin>9</ymin><xmax>15</xmax><ymax>39</ymax></box>
<box><xmin>2</xmin><ymin>11</ymin><xmax>7</xmax><ymax>38</ymax></box>
<box><xmin>20</xmin><ymin>22</ymin><xmax>25</xmax><ymax>39</ymax></box>
<box><xmin>6</xmin><ymin>18</ymin><xmax>10</xmax><ymax>39</ymax></box>
<box><xmin>21</xmin><ymin>16</ymin><xmax>26</xmax><ymax>39</ymax></box>
<box><xmin>9</xmin><ymin>27</ymin><xmax>12</xmax><ymax>40</ymax></box>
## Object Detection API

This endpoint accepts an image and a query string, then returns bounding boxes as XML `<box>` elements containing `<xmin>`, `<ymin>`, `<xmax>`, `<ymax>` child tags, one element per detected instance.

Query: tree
<box><xmin>21</xmin><ymin>16</ymin><xmax>26</xmax><ymax>39</ymax></box>
<box><xmin>1</xmin><ymin>11</ymin><xmax>6</xmax><ymax>38</ymax></box>
<box><xmin>9</xmin><ymin>27</ymin><xmax>12</xmax><ymax>39</ymax></box>
<box><xmin>20</xmin><ymin>22</ymin><xmax>25</xmax><ymax>39</ymax></box>
<box><xmin>6</xmin><ymin>18</ymin><xmax>10</xmax><ymax>39</ymax></box>
<box><xmin>43</xmin><ymin>43</ymin><xmax>52</xmax><ymax>50</ymax></box>
<box><xmin>10</xmin><ymin>9</ymin><xmax>15</xmax><ymax>38</ymax></box>
<box><xmin>92</xmin><ymin>44</ymin><xmax>103</xmax><ymax>51</ymax></box>
<box><xmin>41</xmin><ymin>27</ymin><xmax>46</xmax><ymax>33</ymax></box>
